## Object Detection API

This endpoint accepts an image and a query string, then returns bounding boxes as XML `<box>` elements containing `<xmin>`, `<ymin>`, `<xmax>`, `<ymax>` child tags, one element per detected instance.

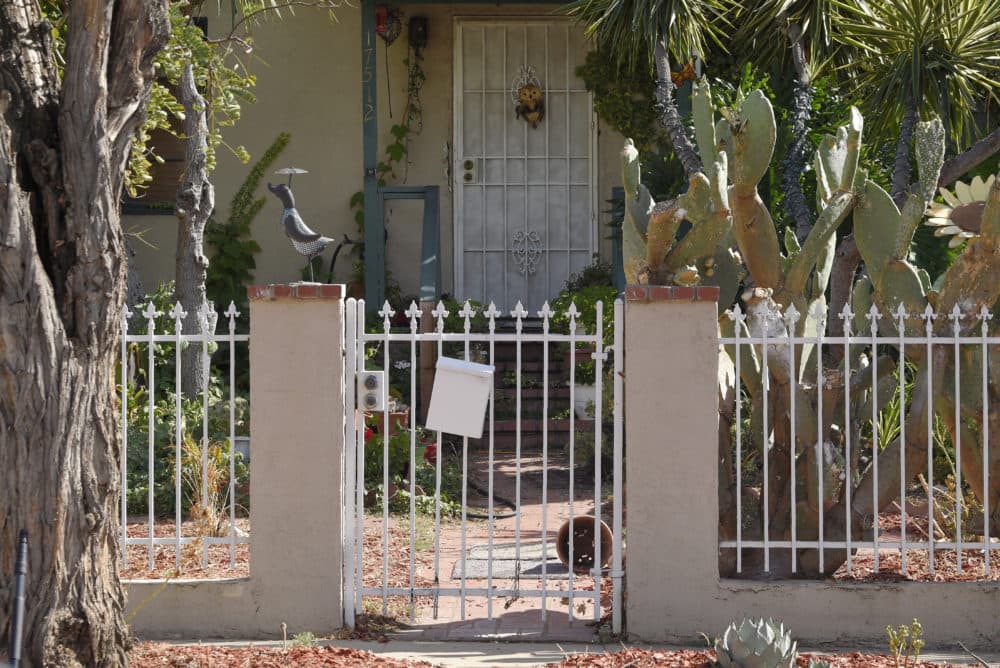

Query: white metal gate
<box><xmin>453</xmin><ymin>19</ymin><xmax>598</xmax><ymax>312</ymax></box>
<box><xmin>343</xmin><ymin>298</ymin><xmax>624</xmax><ymax>635</ymax></box>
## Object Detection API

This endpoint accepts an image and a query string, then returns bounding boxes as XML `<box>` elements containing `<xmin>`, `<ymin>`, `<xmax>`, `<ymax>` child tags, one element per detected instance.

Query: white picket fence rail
<box><xmin>119</xmin><ymin>301</ymin><xmax>250</xmax><ymax>574</ymax></box>
<box><xmin>720</xmin><ymin>300</ymin><xmax>996</xmax><ymax>578</ymax></box>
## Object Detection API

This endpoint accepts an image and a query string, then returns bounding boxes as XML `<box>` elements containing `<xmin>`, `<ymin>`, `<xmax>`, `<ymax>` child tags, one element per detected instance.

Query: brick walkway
<box><xmin>365</xmin><ymin>450</ymin><xmax>617</xmax><ymax>642</ymax></box>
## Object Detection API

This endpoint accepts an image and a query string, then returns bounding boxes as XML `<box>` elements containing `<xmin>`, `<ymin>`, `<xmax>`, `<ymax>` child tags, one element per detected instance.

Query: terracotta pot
<box><xmin>556</xmin><ymin>515</ymin><xmax>613</xmax><ymax>574</ymax></box>
<box><xmin>386</xmin><ymin>409</ymin><xmax>409</xmax><ymax>436</ymax></box>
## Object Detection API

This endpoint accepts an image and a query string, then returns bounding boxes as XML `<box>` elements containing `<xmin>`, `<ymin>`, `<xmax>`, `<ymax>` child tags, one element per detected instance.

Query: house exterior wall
<box><xmin>126</xmin><ymin>4</ymin><xmax>624</xmax><ymax>303</ymax></box>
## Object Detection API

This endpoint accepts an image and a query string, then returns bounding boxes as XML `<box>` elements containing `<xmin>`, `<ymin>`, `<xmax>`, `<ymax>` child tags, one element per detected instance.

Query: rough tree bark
<box><xmin>125</xmin><ymin>238</ymin><xmax>146</xmax><ymax>310</ymax></box>
<box><xmin>175</xmin><ymin>64</ymin><xmax>215</xmax><ymax>398</ymax></box>
<box><xmin>890</xmin><ymin>95</ymin><xmax>919</xmax><ymax>207</ymax></box>
<box><xmin>0</xmin><ymin>2</ymin><xmax>170</xmax><ymax>666</ymax></box>
<box><xmin>653</xmin><ymin>42</ymin><xmax>703</xmax><ymax>180</ymax></box>
<box><xmin>783</xmin><ymin>22</ymin><xmax>814</xmax><ymax>243</ymax></box>
<box><xmin>827</xmin><ymin>236</ymin><xmax>861</xmax><ymax>341</ymax></box>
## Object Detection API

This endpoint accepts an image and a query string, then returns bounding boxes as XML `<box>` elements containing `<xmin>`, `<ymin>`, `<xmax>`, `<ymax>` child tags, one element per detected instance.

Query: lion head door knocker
<box><xmin>511</xmin><ymin>66</ymin><xmax>545</xmax><ymax>129</ymax></box>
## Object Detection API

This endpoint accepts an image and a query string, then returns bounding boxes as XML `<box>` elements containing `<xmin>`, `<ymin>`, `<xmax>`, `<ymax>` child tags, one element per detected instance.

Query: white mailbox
<box><xmin>425</xmin><ymin>356</ymin><xmax>495</xmax><ymax>439</ymax></box>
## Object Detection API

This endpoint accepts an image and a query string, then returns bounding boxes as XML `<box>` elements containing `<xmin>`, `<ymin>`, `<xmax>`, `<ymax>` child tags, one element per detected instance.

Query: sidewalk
<box><xmin>186</xmin><ymin>638</ymin><xmax>1000</xmax><ymax>667</ymax></box>
<box><xmin>342</xmin><ymin>640</ymin><xmax>998</xmax><ymax>667</ymax></box>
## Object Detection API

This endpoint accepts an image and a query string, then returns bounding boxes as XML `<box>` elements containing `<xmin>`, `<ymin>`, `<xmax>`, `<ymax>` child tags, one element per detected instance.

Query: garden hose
<box><xmin>464</xmin><ymin>478</ymin><xmax>518</xmax><ymax>520</ymax></box>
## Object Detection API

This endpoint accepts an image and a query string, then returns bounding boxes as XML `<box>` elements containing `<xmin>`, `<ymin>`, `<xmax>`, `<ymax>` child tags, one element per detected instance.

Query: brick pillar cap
<box><xmin>247</xmin><ymin>283</ymin><xmax>345</xmax><ymax>301</ymax></box>
<box><xmin>625</xmin><ymin>285</ymin><xmax>720</xmax><ymax>302</ymax></box>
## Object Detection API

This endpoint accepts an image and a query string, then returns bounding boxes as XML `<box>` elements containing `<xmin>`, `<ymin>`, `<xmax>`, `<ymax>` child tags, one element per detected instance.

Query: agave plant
<box><xmin>714</xmin><ymin>617</ymin><xmax>797</xmax><ymax>668</ymax></box>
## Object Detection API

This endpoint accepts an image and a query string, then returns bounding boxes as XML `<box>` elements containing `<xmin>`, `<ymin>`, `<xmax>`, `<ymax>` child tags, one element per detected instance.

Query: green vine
<box><xmin>378</xmin><ymin>49</ymin><xmax>425</xmax><ymax>183</ymax></box>
<box><xmin>576</xmin><ymin>49</ymin><xmax>662</xmax><ymax>156</ymax></box>
<box><xmin>205</xmin><ymin>131</ymin><xmax>290</xmax><ymax>323</ymax></box>
<box><xmin>347</xmin><ymin>47</ymin><xmax>426</xmax><ymax>299</ymax></box>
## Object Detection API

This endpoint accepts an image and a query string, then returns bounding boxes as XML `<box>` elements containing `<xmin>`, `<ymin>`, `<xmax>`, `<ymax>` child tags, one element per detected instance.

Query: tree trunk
<box><xmin>937</xmin><ymin>124</ymin><xmax>1000</xmax><ymax>186</ymax></box>
<box><xmin>126</xmin><ymin>237</ymin><xmax>147</xmax><ymax>310</ymax></box>
<box><xmin>827</xmin><ymin>236</ymin><xmax>861</xmax><ymax>343</ymax></box>
<box><xmin>0</xmin><ymin>2</ymin><xmax>170</xmax><ymax>666</ymax></box>
<box><xmin>653</xmin><ymin>42</ymin><xmax>703</xmax><ymax>179</ymax></box>
<box><xmin>891</xmin><ymin>95</ymin><xmax>919</xmax><ymax>207</ymax></box>
<box><xmin>175</xmin><ymin>64</ymin><xmax>216</xmax><ymax>398</ymax></box>
<box><xmin>784</xmin><ymin>22</ymin><xmax>814</xmax><ymax>243</ymax></box>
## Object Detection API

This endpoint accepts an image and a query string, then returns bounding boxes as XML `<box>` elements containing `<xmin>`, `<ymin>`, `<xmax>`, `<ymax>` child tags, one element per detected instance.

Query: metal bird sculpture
<box><xmin>267</xmin><ymin>182</ymin><xmax>334</xmax><ymax>282</ymax></box>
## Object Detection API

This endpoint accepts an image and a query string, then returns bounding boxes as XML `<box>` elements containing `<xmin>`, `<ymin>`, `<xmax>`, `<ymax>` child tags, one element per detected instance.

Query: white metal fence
<box><xmin>344</xmin><ymin>298</ymin><xmax>625</xmax><ymax>633</ymax></box>
<box><xmin>720</xmin><ymin>300</ymin><xmax>997</xmax><ymax>580</ymax></box>
<box><xmin>118</xmin><ymin>301</ymin><xmax>250</xmax><ymax>576</ymax></box>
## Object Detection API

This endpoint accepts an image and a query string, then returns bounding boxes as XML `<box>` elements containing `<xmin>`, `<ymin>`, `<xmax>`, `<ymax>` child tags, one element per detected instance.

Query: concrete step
<box><xmin>494</xmin><ymin>387</ymin><xmax>572</xmax><ymax>400</ymax></box>
<box><xmin>470</xmin><ymin>431</ymin><xmax>586</xmax><ymax>450</ymax></box>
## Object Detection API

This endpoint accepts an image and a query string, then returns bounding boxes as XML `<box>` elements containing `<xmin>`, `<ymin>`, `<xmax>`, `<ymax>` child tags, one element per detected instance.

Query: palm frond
<box><xmin>833</xmin><ymin>0</ymin><xmax>1000</xmax><ymax>148</ymax></box>
<box><xmin>733</xmin><ymin>0</ymin><xmax>850</xmax><ymax>79</ymax></box>
<box><xmin>562</xmin><ymin>0</ymin><xmax>732</xmax><ymax>73</ymax></box>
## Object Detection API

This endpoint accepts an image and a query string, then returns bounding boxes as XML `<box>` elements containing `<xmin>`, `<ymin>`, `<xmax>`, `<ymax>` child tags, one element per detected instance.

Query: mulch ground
<box><xmin>121</xmin><ymin>518</ymin><xmax>251</xmax><ymax>579</ymax></box>
<box><xmin>833</xmin><ymin>510</ymin><xmax>1000</xmax><ymax>582</ymax></box>
<box><xmin>362</xmin><ymin>517</ymin><xmax>437</xmax><ymax>592</ymax></box>
<box><xmin>550</xmin><ymin>649</ymin><xmax>962</xmax><ymax>667</ymax></box>
<box><xmin>835</xmin><ymin>548</ymin><xmax>1000</xmax><ymax>582</ymax></box>
<box><xmin>129</xmin><ymin>643</ymin><xmax>435</xmax><ymax>667</ymax></box>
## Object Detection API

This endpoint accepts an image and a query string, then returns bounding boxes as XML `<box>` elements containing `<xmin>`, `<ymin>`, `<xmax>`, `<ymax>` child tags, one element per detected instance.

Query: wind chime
<box><xmin>375</xmin><ymin>5</ymin><xmax>403</xmax><ymax>117</ymax></box>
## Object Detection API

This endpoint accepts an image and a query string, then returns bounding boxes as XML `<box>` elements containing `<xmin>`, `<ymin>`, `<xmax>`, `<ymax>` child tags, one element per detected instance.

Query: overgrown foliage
<box><xmin>122</xmin><ymin>282</ymin><xmax>250</xmax><ymax>517</ymax></box>
<box><xmin>835</xmin><ymin>0</ymin><xmax>1000</xmax><ymax>147</ymax></box>
<box><xmin>126</xmin><ymin>1</ymin><xmax>257</xmax><ymax>198</ymax></box>
<box><xmin>576</xmin><ymin>50</ymin><xmax>661</xmax><ymax>154</ymax></box>
<box><xmin>564</xmin><ymin>0</ymin><xmax>729</xmax><ymax>73</ymax></box>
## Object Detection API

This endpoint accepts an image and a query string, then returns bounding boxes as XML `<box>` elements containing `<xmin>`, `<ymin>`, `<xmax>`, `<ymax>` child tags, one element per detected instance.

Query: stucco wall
<box><xmin>125</xmin><ymin>286</ymin><xmax>345</xmax><ymax>639</ymax></box>
<box><xmin>127</xmin><ymin>4</ymin><xmax>624</xmax><ymax>302</ymax></box>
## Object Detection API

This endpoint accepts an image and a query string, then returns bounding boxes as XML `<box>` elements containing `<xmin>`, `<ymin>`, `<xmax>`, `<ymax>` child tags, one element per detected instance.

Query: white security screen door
<box><xmin>454</xmin><ymin>19</ymin><xmax>596</xmax><ymax>311</ymax></box>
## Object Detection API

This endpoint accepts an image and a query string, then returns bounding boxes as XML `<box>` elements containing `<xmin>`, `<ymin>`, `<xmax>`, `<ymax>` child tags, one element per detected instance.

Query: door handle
<box><xmin>460</xmin><ymin>157</ymin><xmax>478</xmax><ymax>184</ymax></box>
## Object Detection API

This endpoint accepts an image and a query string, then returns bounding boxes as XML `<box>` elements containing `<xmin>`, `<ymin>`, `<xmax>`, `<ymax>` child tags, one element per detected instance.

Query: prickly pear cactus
<box><xmin>621</xmin><ymin>78</ymin><xmax>859</xmax><ymax>319</ymax></box>
<box><xmin>623</xmin><ymin>75</ymin><xmax>1000</xmax><ymax>577</ymax></box>
<box><xmin>714</xmin><ymin>617</ymin><xmax>798</xmax><ymax>668</ymax></box>
<box><xmin>621</xmin><ymin>78</ymin><xmax>737</xmax><ymax>307</ymax></box>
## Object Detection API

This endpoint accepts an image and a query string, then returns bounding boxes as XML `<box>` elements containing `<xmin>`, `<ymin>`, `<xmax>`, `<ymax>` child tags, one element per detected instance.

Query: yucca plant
<box><xmin>833</xmin><ymin>0</ymin><xmax>1000</xmax><ymax>201</ymax></box>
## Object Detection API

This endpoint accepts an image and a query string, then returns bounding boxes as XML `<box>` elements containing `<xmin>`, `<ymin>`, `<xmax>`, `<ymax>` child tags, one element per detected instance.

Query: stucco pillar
<box><xmin>624</xmin><ymin>285</ymin><xmax>721</xmax><ymax>641</ymax></box>
<box><xmin>247</xmin><ymin>282</ymin><xmax>346</xmax><ymax>635</ymax></box>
